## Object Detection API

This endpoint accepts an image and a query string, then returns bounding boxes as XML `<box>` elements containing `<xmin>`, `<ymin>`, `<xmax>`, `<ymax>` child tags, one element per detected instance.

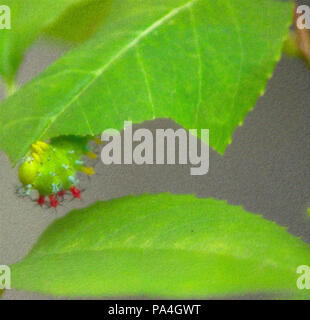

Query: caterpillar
<box><xmin>17</xmin><ymin>135</ymin><xmax>100</xmax><ymax>209</ymax></box>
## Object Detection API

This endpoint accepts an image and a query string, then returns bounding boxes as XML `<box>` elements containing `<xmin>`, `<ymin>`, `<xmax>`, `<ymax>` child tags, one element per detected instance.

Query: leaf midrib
<box><xmin>22</xmin><ymin>246</ymin><xmax>290</xmax><ymax>275</ymax></box>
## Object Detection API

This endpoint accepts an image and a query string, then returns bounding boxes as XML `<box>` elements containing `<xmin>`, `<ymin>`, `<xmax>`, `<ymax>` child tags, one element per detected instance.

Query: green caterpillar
<box><xmin>18</xmin><ymin>136</ymin><xmax>99</xmax><ymax>208</ymax></box>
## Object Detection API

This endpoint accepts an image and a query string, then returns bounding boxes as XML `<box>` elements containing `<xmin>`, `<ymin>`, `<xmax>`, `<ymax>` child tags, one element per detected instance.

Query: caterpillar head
<box><xmin>18</xmin><ymin>157</ymin><xmax>39</xmax><ymax>186</ymax></box>
<box><xmin>18</xmin><ymin>136</ymin><xmax>98</xmax><ymax>209</ymax></box>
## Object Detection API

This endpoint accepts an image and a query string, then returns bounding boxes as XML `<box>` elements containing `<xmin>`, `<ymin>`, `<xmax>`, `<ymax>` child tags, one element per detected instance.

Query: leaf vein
<box><xmin>135</xmin><ymin>47</ymin><xmax>155</xmax><ymax>119</ymax></box>
<box><xmin>36</xmin><ymin>0</ymin><xmax>198</xmax><ymax>141</ymax></box>
<box><xmin>189</xmin><ymin>7</ymin><xmax>203</xmax><ymax>127</ymax></box>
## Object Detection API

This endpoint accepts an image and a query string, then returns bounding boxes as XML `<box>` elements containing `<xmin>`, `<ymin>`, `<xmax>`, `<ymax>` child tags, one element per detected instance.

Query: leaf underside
<box><xmin>0</xmin><ymin>0</ymin><xmax>293</xmax><ymax>165</ymax></box>
<box><xmin>11</xmin><ymin>194</ymin><xmax>310</xmax><ymax>298</ymax></box>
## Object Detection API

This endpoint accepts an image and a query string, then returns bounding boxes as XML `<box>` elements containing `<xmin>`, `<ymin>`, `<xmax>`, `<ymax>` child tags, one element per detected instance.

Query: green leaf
<box><xmin>44</xmin><ymin>0</ymin><xmax>113</xmax><ymax>44</ymax></box>
<box><xmin>11</xmin><ymin>194</ymin><xmax>310</xmax><ymax>298</ymax></box>
<box><xmin>0</xmin><ymin>0</ymin><xmax>101</xmax><ymax>84</ymax></box>
<box><xmin>0</xmin><ymin>0</ymin><xmax>293</xmax><ymax>164</ymax></box>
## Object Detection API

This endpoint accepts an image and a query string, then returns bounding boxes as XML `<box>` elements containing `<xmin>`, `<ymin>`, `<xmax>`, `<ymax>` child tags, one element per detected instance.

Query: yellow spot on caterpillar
<box><xmin>93</xmin><ymin>137</ymin><xmax>102</xmax><ymax>145</ymax></box>
<box><xmin>32</xmin><ymin>143</ymin><xmax>43</xmax><ymax>154</ymax></box>
<box><xmin>86</xmin><ymin>151</ymin><xmax>97</xmax><ymax>159</ymax></box>
<box><xmin>33</xmin><ymin>153</ymin><xmax>41</xmax><ymax>163</ymax></box>
<box><xmin>81</xmin><ymin>166</ymin><xmax>95</xmax><ymax>176</ymax></box>
<box><xmin>36</xmin><ymin>141</ymin><xmax>49</xmax><ymax>151</ymax></box>
<box><xmin>31</xmin><ymin>141</ymin><xmax>49</xmax><ymax>155</ymax></box>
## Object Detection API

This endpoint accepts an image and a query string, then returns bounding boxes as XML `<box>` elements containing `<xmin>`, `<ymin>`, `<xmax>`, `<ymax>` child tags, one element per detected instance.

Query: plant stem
<box><xmin>294</xmin><ymin>4</ymin><xmax>310</xmax><ymax>68</ymax></box>
<box><xmin>296</xmin><ymin>28</ymin><xmax>310</xmax><ymax>68</ymax></box>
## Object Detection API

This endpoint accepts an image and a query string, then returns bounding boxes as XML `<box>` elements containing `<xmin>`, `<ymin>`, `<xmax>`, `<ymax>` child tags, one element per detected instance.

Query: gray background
<box><xmin>1</xmin><ymin>4</ymin><xmax>310</xmax><ymax>299</ymax></box>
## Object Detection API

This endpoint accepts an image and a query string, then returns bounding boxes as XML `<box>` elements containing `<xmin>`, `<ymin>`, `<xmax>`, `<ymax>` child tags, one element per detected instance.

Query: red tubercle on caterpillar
<box><xmin>37</xmin><ymin>188</ymin><xmax>80</xmax><ymax>209</ymax></box>
<box><xmin>37</xmin><ymin>195</ymin><xmax>45</xmax><ymax>206</ymax></box>
<box><xmin>57</xmin><ymin>190</ymin><xmax>66</xmax><ymax>198</ymax></box>
<box><xmin>70</xmin><ymin>186</ymin><xmax>81</xmax><ymax>199</ymax></box>
<box><xmin>49</xmin><ymin>195</ymin><xmax>60</xmax><ymax>208</ymax></box>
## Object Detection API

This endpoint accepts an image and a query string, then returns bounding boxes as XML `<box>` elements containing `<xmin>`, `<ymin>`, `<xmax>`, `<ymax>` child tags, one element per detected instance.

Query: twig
<box><xmin>294</xmin><ymin>5</ymin><xmax>310</xmax><ymax>68</ymax></box>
